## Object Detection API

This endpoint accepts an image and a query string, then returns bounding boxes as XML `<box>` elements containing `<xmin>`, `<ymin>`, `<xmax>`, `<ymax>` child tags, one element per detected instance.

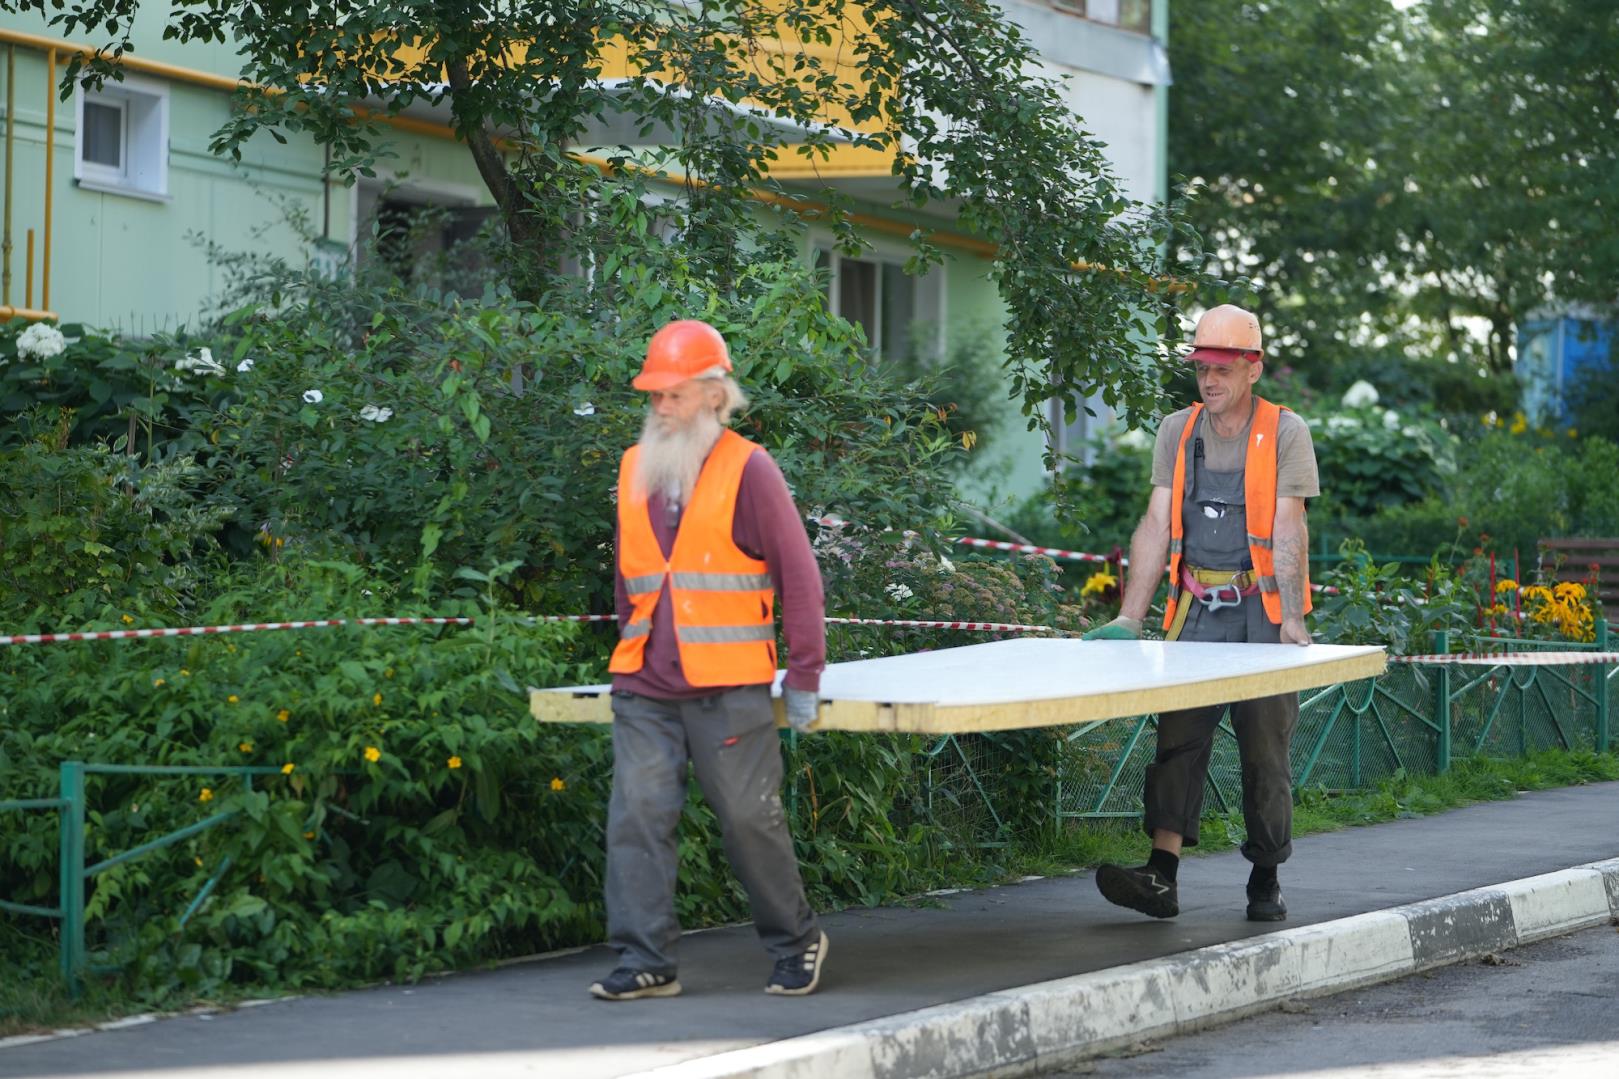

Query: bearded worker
<box><xmin>1084</xmin><ymin>304</ymin><xmax>1318</xmax><ymax>924</ymax></box>
<box><xmin>589</xmin><ymin>319</ymin><xmax>829</xmax><ymax>1002</ymax></box>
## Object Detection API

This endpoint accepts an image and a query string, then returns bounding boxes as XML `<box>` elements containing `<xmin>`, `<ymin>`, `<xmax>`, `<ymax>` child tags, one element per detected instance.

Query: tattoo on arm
<box><xmin>1274</xmin><ymin>529</ymin><xmax>1309</xmax><ymax>622</ymax></box>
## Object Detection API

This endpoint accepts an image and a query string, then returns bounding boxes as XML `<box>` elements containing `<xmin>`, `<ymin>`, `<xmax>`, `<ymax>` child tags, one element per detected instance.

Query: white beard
<box><xmin>633</xmin><ymin>408</ymin><xmax>723</xmax><ymax>507</ymax></box>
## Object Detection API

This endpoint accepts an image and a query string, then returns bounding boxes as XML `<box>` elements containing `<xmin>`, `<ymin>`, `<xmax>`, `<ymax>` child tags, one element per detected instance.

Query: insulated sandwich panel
<box><xmin>528</xmin><ymin>638</ymin><xmax>1387</xmax><ymax>734</ymax></box>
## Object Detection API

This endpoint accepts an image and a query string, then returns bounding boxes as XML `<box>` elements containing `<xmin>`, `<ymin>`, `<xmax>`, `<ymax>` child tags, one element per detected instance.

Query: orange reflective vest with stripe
<box><xmin>609</xmin><ymin>428</ymin><xmax>777</xmax><ymax>687</ymax></box>
<box><xmin>1165</xmin><ymin>397</ymin><xmax>1311</xmax><ymax>629</ymax></box>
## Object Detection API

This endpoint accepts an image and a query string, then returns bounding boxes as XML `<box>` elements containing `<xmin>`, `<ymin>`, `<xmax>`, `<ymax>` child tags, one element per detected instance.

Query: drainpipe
<box><xmin>43</xmin><ymin>46</ymin><xmax>53</xmax><ymax>312</ymax></box>
<box><xmin>4</xmin><ymin>44</ymin><xmax>13</xmax><ymax>305</ymax></box>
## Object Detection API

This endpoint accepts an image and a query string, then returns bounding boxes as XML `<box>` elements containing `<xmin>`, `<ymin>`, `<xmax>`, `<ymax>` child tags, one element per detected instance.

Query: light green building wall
<box><xmin>0</xmin><ymin>15</ymin><xmax>491</xmax><ymax>332</ymax></box>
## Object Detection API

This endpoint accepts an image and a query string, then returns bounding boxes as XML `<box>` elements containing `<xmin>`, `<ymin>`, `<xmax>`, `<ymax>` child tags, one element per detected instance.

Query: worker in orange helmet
<box><xmin>1084</xmin><ymin>303</ymin><xmax>1319</xmax><ymax>924</ymax></box>
<box><xmin>590</xmin><ymin>319</ymin><xmax>829</xmax><ymax>1001</ymax></box>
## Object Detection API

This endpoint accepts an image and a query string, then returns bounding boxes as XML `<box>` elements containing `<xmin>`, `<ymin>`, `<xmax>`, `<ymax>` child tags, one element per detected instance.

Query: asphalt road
<box><xmin>1053</xmin><ymin>920</ymin><xmax>1619</xmax><ymax>1078</ymax></box>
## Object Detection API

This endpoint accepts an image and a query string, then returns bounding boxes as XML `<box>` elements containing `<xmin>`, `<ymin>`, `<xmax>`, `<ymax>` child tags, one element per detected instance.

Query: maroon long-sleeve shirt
<box><xmin>612</xmin><ymin>449</ymin><xmax>826</xmax><ymax>699</ymax></box>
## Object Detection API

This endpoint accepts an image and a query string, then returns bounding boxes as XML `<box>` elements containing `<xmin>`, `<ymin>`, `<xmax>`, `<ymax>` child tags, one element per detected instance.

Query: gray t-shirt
<box><xmin>1150</xmin><ymin>401</ymin><xmax>1320</xmax><ymax>498</ymax></box>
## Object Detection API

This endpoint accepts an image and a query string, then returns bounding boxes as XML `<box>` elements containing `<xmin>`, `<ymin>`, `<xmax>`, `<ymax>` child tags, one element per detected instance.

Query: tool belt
<box><xmin>1166</xmin><ymin>566</ymin><xmax>1259</xmax><ymax>641</ymax></box>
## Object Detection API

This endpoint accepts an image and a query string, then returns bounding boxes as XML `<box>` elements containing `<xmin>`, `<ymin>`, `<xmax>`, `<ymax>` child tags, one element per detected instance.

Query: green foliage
<box><xmin>1310</xmin><ymin>540</ymin><xmax>1488</xmax><ymax>656</ymax></box>
<box><xmin>1351</xmin><ymin>430</ymin><xmax>1619</xmax><ymax>560</ymax></box>
<box><xmin>1307</xmin><ymin>405</ymin><xmax>1457</xmax><ymax>527</ymax></box>
<box><xmin>29</xmin><ymin>0</ymin><xmax>1207</xmax><ymax>441</ymax></box>
<box><xmin>1171</xmin><ymin>0</ymin><xmax>1619</xmax><ymax>388</ymax></box>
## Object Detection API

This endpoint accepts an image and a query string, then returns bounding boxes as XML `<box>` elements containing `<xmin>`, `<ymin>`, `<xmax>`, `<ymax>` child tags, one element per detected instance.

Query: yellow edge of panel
<box><xmin>527</xmin><ymin>650</ymin><xmax>1387</xmax><ymax>735</ymax></box>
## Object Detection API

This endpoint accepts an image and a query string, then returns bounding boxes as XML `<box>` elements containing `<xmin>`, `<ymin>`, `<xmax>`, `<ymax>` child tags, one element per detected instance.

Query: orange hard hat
<box><xmin>633</xmin><ymin>320</ymin><xmax>732</xmax><ymax>391</ymax></box>
<box><xmin>1186</xmin><ymin>304</ymin><xmax>1263</xmax><ymax>364</ymax></box>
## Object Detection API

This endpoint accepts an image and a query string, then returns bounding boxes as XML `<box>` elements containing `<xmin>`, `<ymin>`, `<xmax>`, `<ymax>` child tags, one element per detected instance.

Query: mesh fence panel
<box><xmin>1058</xmin><ymin>634</ymin><xmax>1615</xmax><ymax>820</ymax></box>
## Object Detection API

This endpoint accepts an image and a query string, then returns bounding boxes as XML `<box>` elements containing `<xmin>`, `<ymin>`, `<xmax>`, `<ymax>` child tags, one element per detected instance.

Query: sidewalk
<box><xmin>4</xmin><ymin>782</ymin><xmax>1617</xmax><ymax>1079</ymax></box>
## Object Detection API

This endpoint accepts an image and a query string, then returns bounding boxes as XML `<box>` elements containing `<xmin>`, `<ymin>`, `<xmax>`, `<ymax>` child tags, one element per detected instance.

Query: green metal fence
<box><xmin>0</xmin><ymin>761</ymin><xmax>282</xmax><ymax>990</ymax></box>
<box><xmin>7</xmin><ymin>628</ymin><xmax>1616</xmax><ymax>991</ymax></box>
<box><xmin>1057</xmin><ymin>623</ymin><xmax>1615</xmax><ymax>821</ymax></box>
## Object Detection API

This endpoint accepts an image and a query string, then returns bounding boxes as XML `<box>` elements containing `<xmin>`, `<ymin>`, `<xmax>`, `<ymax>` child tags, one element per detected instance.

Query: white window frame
<box><xmin>74</xmin><ymin>72</ymin><xmax>170</xmax><ymax>202</ymax></box>
<box><xmin>814</xmin><ymin>244</ymin><xmax>945</xmax><ymax>361</ymax></box>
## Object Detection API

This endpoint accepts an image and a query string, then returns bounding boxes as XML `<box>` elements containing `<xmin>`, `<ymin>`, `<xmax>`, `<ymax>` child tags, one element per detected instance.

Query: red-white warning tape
<box><xmin>953</xmin><ymin>536</ymin><xmax>1339</xmax><ymax>594</ymax></box>
<box><xmin>826</xmin><ymin>616</ymin><xmax>1067</xmax><ymax>634</ymax></box>
<box><xmin>0</xmin><ymin>614</ymin><xmax>617</xmax><ymax>647</ymax></box>
<box><xmin>1390</xmin><ymin>651</ymin><xmax>1619</xmax><ymax>666</ymax></box>
<box><xmin>954</xmin><ymin>536</ymin><xmax>1118</xmax><ymax>564</ymax></box>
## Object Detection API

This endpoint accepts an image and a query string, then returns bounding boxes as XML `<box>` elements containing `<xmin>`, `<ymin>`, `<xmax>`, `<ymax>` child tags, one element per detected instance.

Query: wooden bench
<box><xmin>1538</xmin><ymin>537</ymin><xmax>1619</xmax><ymax>608</ymax></box>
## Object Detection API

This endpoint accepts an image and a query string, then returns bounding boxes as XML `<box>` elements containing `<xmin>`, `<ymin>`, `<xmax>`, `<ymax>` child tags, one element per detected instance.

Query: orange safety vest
<box><xmin>1165</xmin><ymin>397</ymin><xmax>1311</xmax><ymax>629</ymax></box>
<box><xmin>609</xmin><ymin>428</ymin><xmax>777</xmax><ymax>687</ymax></box>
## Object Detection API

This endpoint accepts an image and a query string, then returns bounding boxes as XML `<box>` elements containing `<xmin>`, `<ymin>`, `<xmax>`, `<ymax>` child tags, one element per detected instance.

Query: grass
<box><xmin>4</xmin><ymin>747</ymin><xmax>1616</xmax><ymax>1039</ymax></box>
<box><xmin>986</xmin><ymin>747</ymin><xmax>1619</xmax><ymax>880</ymax></box>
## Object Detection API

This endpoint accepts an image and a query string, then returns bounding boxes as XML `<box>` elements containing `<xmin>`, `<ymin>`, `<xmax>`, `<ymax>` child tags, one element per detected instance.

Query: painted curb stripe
<box><xmin>622</xmin><ymin>857</ymin><xmax>1619</xmax><ymax>1079</ymax></box>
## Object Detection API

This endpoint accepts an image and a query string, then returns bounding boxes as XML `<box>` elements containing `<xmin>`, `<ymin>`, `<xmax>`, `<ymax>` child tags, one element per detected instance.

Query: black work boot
<box><xmin>1095</xmin><ymin>863</ymin><xmax>1179</xmax><ymax>919</ymax></box>
<box><xmin>1246</xmin><ymin>872</ymin><xmax>1287</xmax><ymax>922</ymax></box>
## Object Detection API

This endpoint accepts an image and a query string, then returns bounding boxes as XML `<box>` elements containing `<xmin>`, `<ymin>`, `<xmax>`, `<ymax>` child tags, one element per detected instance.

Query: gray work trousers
<box><xmin>604</xmin><ymin>685</ymin><xmax>819</xmax><ymax>975</ymax></box>
<box><xmin>1144</xmin><ymin>594</ymin><xmax>1299</xmax><ymax>866</ymax></box>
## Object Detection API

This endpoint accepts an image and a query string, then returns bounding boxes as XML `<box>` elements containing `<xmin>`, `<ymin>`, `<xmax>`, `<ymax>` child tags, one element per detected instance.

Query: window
<box><xmin>815</xmin><ymin>247</ymin><xmax>943</xmax><ymax>361</ymax></box>
<box><xmin>74</xmin><ymin>74</ymin><xmax>169</xmax><ymax>200</ymax></box>
<box><xmin>1053</xmin><ymin>0</ymin><xmax>1154</xmax><ymax>35</ymax></box>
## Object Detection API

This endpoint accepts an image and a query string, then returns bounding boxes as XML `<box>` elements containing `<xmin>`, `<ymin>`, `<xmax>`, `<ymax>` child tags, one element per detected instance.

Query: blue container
<box><xmin>1516</xmin><ymin>315</ymin><xmax>1616</xmax><ymax>426</ymax></box>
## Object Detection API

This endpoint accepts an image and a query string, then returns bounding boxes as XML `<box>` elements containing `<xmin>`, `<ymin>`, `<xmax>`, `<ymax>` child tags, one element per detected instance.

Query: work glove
<box><xmin>1082</xmin><ymin>615</ymin><xmax>1142</xmax><ymax>641</ymax></box>
<box><xmin>783</xmin><ymin>688</ymin><xmax>821</xmax><ymax>733</ymax></box>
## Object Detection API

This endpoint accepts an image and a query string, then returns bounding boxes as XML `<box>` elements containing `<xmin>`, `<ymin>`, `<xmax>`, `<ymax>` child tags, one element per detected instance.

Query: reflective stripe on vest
<box><xmin>1164</xmin><ymin>397</ymin><xmax>1311</xmax><ymax>628</ymax></box>
<box><xmin>609</xmin><ymin>428</ymin><xmax>777</xmax><ymax>687</ymax></box>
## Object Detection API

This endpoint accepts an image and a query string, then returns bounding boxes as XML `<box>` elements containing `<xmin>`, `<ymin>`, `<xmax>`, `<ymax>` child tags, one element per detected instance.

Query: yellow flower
<box><xmin>274</xmin><ymin>537</ymin><xmax>284</xmax><ymax>548</ymax></box>
<box><xmin>121</xmin><ymin>614</ymin><xmax>134</xmax><ymax>625</ymax></box>
<box><xmin>227</xmin><ymin>694</ymin><xmax>240</xmax><ymax>704</ymax></box>
<box><xmin>447</xmin><ymin>756</ymin><xmax>463</xmax><ymax>770</ymax></box>
<box><xmin>1081</xmin><ymin>569</ymin><xmax>1118</xmax><ymax>597</ymax></box>
<box><xmin>1494</xmin><ymin>579</ymin><xmax>1517</xmax><ymax>594</ymax></box>
<box><xmin>180</xmin><ymin>668</ymin><xmax>191</xmax><ymax>677</ymax></box>
<box><xmin>1509</xmin><ymin>412</ymin><xmax>1528</xmax><ymax>435</ymax></box>
<box><xmin>281</xmin><ymin>762</ymin><xmax>295</xmax><ymax>774</ymax></box>
<box><xmin>961</xmin><ymin>430</ymin><xmax>978</xmax><ymax>451</ymax></box>
<box><xmin>1553</xmin><ymin>582</ymin><xmax>1586</xmax><ymax>602</ymax></box>
<box><xmin>226</xmin><ymin>643</ymin><xmax>236</xmax><ymax>653</ymax></box>
<box><xmin>153</xmin><ymin>678</ymin><xmax>166</xmax><ymax>688</ymax></box>
<box><xmin>549</xmin><ymin>777</ymin><xmax>566</xmax><ymax>792</ymax></box>
<box><xmin>238</xmin><ymin>741</ymin><xmax>253</xmax><ymax>753</ymax></box>
<box><xmin>276</xmin><ymin>708</ymin><xmax>290</xmax><ymax>723</ymax></box>
<box><xmin>364</xmin><ymin>745</ymin><xmax>381</xmax><ymax>763</ymax></box>
<box><xmin>303</xmin><ymin>831</ymin><xmax>315</xmax><ymax>840</ymax></box>
<box><xmin>198</xmin><ymin>788</ymin><xmax>214</xmax><ymax>803</ymax></box>
<box><xmin>373</xmin><ymin>692</ymin><xmax>383</xmax><ymax>706</ymax></box>
<box><xmin>195</xmin><ymin>856</ymin><xmax>204</xmax><ymax>867</ymax></box>
<box><xmin>1568</xmin><ymin>428</ymin><xmax>1578</xmax><ymax>439</ymax></box>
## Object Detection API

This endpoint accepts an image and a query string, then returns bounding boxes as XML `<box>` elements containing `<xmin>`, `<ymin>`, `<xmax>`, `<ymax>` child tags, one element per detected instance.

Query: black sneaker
<box><xmin>589</xmin><ymin>967</ymin><xmax>682</xmax><ymax>1001</ymax></box>
<box><xmin>765</xmin><ymin>930</ymin><xmax>829</xmax><ymax>995</ymax></box>
<box><xmin>1246</xmin><ymin>880</ymin><xmax>1287</xmax><ymax>922</ymax></box>
<box><xmin>1095</xmin><ymin>863</ymin><xmax>1179</xmax><ymax>919</ymax></box>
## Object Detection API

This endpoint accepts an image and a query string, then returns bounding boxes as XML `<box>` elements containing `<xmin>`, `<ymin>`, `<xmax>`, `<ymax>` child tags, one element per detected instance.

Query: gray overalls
<box><xmin>1142</xmin><ymin>411</ymin><xmax>1298</xmax><ymax>865</ymax></box>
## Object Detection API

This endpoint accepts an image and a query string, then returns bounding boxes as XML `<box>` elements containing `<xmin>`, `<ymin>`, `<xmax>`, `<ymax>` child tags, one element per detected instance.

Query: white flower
<box><xmin>938</xmin><ymin>556</ymin><xmax>956</xmax><ymax>575</ymax></box>
<box><xmin>175</xmin><ymin>347</ymin><xmax>225</xmax><ymax>377</ymax></box>
<box><xmin>1116</xmin><ymin>428</ymin><xmax>1152</xmax><ymax>450</ymax></box>
<box><xmin>573</xmin><ymin>402</ymin><xmax>596</xmax><ymax>417</ymax></box>
<box><xmin>236</xmin><ymin>357</ymin><xmax>256</xmax><ymax>373</ymax></box>
<box><xmin>358</xmin><ymin>404</ymin><xmax>393</xmax><ymax>423</ymax></box>
<box><xmin>15</xmin><ymin>322</ymin><xmax>66</xmax><ymax>360</ymax></box>
<box><xmin>884</xmin><ymin>582</ymin><xmax>915</xmax><ymax>601</ymax></box>
<box><xmin>302</xmin><ymin>389</ymin><xmax>324</xmax><ymax>404</ymax></box>
<box><xmin>1325</xmin><ymin>415</ymin><xmax>1362</xmax><ymax>431</ymax></box>
<box><xmin>1341</xmin><ymin>379</ymin><xmax>1380</xmax><ymax>408</ymax></box>
<box><xmin>1382</xmin><ymin>409</ymin><xmax>1400</xmax><ymax>429</ymax></box>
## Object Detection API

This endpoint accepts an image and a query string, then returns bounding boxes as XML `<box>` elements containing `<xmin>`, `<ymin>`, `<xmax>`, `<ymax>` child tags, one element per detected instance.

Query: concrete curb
<box><xmin>625</xmin><ymin>857</ymin><xmax>1619</xmax><ymax>1079</ymax></box>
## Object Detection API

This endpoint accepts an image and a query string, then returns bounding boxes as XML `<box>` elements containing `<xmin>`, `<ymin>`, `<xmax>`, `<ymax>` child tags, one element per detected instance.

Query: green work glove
<box><xmin>1082</xmin><ymin>615</ymin><xmax>1143</xmax><ymax>641</ymax></box>
<box><xmin>784</xmin><ymin>688</ymin><xmax>821</xmax><ymax>733</ymax></box>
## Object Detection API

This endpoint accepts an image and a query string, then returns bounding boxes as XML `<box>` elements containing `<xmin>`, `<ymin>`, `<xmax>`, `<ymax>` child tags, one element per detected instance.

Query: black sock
<box><xmin>1147</xmin><ymin>848</ymin><xmax>1179</xmax><ymax>883</ymax></box>
<box><xmin>1249</xmin><ymin>864</ymin><xmax>1278</xmax><ymax>889</ymax></box>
